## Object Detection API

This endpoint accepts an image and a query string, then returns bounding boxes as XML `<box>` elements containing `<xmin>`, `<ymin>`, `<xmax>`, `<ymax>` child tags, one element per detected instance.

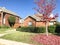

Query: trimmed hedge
<box><xmin>55</xmin><ymin>24</ymin><xmax>60</xmax><ymax>33</ymax></box>
<box><xmin>48</xmin><ymin>25</ymin><xmax>56</xmax><ymax>33</ymax></box>
<box><xmin>0</xmin><ymin>25</ymin><xmax>10</xmax><ymax>29</ymax></box>
<box><xmin>16</xmin><ymin>26</ymin><xmax>46</xmax><ymax>33</ymax></box>
<box><xmin>35</xmin><ymin>27</ymin><xmax>46</xmax><ymax>33</ymax></box>
<box><xmin>17</xmin><ymin>25</ymin><xmax>57</xmax><ymax>33</ymax></box>
<box><xmin>16</xmin><ymin>27</ymin><xmax>34</xmax><ymax>33</ymax></box>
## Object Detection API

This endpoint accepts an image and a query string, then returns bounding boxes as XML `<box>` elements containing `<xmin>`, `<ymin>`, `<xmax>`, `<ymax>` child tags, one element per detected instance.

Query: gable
<box><xmin>24</xmin><ymin>16</ymin><xmax>36</xmax><ymax>21</ymax></box>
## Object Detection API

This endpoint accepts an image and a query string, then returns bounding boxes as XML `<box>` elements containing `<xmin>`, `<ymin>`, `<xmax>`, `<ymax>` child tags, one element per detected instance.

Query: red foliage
<box><xmin>34</xmin><ymin>0</ymin><xmax>58</xmax><ymax>21</ymax></box>
<box><xmin>32</xmin><ymin>34</ymin><xmax>60</xmax><ymax>45</ymax></box>
<box><xmin>33</xmin><ymin>0</ymin><xmax>59</xmax><ymax>45</ymax></box>
<box><xmin>34</xmin><ymin>0</ymin><xmax>58</xmax><ymax>36</ymax></box>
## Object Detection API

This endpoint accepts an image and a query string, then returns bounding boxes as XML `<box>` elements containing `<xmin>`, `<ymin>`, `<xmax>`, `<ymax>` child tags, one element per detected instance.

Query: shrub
<box><xmin>55</xmin><ymin>24</ymin><xmax>60</xmax><ymax>33</ymax></box>
<box><xmin>35</xmin><ymin>27</ymin><xmax>45</xmax><ymax>33</ymax></box>
<box><xmin>8</xmin><ymin>16</ymin><xmax>16</xmax><ymax>27</ymax></box>
<box><xmin>48</xmin><ymin>25</ymin><xmax>56</xmax><ymax>33</ymax></box>
<box><xmin>16</xmin><ymin>27</ymin><xmax>35</xmax><ymax>32</ymax></box>
<box><xmin>0</xmin><ymin>25</ymin><xmax>10</xmax><ymax>29</ymax></box>
<box><xmin>16</xmin><ymin>26</ymin><xmax>45</xmax><ymax>33</ymax></box>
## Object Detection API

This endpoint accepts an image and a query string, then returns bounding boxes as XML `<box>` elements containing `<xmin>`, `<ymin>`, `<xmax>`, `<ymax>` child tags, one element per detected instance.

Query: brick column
<box><xmin>1</xmin><ymin>11</ymin><xmax>3</xmax><ymax>26</ymax></box>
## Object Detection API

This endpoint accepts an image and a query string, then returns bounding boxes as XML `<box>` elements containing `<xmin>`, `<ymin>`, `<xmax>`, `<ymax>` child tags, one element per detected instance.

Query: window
<box><xmin>28</xmin><ymin>21</ymin><xmax>32</xmax><ymax>26</ymax></box>
<box><xmin>19</xmin><ymin>19</ymin><xmax>24</xmax><ymax>24</ymax></box>
<box><xmin>49</xmin><ymin>22</ymin><xmax>53</xmax><ymax>25</ymax></box>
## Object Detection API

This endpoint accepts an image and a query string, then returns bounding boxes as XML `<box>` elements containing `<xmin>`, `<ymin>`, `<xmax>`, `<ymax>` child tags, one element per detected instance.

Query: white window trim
<box><xmin>49</xmin><ymin>22</ymin><xmax>54</xmax><ymax>25</ymax></box>
<box><xmin>28</xmin><ymin>22</ymin><xmax>32</xmax><ymax>26</ymax></box>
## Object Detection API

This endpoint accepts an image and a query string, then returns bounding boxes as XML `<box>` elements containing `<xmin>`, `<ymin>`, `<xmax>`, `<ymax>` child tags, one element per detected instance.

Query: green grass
<box><xmin>0</xmin><ymin>31</ymin><xmax>42</xmax><ymax>45</ymax></box>
<box><xmin>0</xmin><ymin>28</ymin><xmax>14</xmax><ymax>34</ymax></box>
<box><xmin>0</xmin><ymin>28</ymin><xmax>8</xmax><ymax>34</ymax></box>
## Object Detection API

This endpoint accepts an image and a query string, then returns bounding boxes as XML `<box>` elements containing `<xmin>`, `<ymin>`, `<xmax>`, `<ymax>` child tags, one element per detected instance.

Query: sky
<box><xmin>0</xmin><ymin>0</ymin><xmax>60</xmax><ymax>22</ymax></box>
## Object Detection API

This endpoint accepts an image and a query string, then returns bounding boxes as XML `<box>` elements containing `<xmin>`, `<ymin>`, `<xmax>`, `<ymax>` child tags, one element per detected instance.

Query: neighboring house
<box><xmin>0</xmin><ymin>7</ymin><xmax>21</xmax><ymax>28</ymax></box>
<box><xmin>23</xmin><ymin>13</ymin><xmax>56</xmax><ymax>27</ymax></box>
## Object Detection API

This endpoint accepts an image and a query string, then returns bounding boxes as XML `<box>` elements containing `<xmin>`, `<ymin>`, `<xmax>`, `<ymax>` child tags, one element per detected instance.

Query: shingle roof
<box><xmin>31</xmin><ymin>15</ymin><xmax>41</xmax><ymax>21</ymax></box>
<box><xmin>24</xmin><ymin>13</ymin><xmax>56</xmax><ymax>21</ymax></box>
<box><xmin>35</xmin><ymin>13</ymin><xmax>43</xmax><ymax>17</ymax></box>
<box><xmin>0</xmin><ymin>7</ymin><xmax>21</xmax><ymax>18</ymax></box>
<box><xmin>24</xmin><ymin>14</ymin><xmax>42</xmax><ymax>21</ymax></box>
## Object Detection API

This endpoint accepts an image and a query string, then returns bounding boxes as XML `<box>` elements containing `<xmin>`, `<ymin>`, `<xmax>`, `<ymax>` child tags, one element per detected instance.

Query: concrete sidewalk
<box><xmin>0</xmin><ymin>39</ymin><xmax>32</xmax><ymax>45</ymax></box>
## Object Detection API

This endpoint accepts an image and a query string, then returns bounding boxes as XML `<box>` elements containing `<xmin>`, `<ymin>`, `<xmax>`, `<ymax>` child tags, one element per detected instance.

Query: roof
<box><xmin>24</xmin><ymin>15</ymin><xmax>42</xmax><ymax>21</ymax></box>
<box><xmin>24</xmin><ymin>13</ymin><xmax>56</xmax><ymax>22</ymax></box>
<box><xmin>31</xmin><ymin>15</ymin><xmax>41</xmax><ymax>21</ymax></box>
<box><xmin>35</xmin><ymin>13</ymin><xmax>43</xmax><ymax>17</ymax></box>
<box><xmin>0</xmin><ymin>7</ymin><xmax>21</xmax><ymax>18</ymax></box>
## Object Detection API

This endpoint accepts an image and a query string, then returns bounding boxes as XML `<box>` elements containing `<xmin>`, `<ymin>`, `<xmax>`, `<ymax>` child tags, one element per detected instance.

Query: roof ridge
<box><xmin>0</xmin><ymin>7</ymin><xmax>21</xmax><ymax>18</ymax></box>
<box><xmin>0</xmin><ymin>7</ymin><xmax>17</xmax><ymax>15</ymax></box>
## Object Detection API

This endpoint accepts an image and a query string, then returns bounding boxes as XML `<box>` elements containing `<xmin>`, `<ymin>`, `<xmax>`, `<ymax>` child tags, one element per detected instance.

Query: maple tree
<box><xmin>34</xmin><ymin>0</ymin><xmax>58</xmax><ymax>36</ymax></box>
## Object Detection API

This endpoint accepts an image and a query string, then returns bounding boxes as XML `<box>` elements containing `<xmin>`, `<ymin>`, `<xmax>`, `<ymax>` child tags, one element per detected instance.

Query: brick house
<box><xmin>0</xmin><ymin>7</ymin><xmax>21</xmax><ymax>28</ymax></box>
<box><xmin>23</xmin><ymin>13</ymin><xmax>56</xmax><ymax>27</ymax></box>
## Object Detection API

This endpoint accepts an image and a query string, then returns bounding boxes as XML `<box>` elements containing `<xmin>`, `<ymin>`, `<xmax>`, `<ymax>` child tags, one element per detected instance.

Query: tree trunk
<box><xmin>45</xmin><ymin>21</ymin><xmax>48</xmax><ymax>36</ymax></box>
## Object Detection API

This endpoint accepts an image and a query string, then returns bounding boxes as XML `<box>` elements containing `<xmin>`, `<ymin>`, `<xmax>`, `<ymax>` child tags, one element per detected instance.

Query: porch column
<box><xmin>1</xmin><ymin>11</ymin><xmax>3</xmax><ymax>26</ymax></box>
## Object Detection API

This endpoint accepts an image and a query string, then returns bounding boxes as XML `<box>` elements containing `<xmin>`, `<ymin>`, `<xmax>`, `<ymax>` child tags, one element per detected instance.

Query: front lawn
<box><xmin>0</xmin><ymin>31</ymin><xmax>41</xmax><ymax>45</ymax></box>
<box><xmin>0</xmin><ymin>28</ymin><xmax>8</xmax><ymax>34</ymax></box>
<box><xmin>0</xmin><ymin>28</ymin><xmax>12</xmax><ymax>34</ymax></box>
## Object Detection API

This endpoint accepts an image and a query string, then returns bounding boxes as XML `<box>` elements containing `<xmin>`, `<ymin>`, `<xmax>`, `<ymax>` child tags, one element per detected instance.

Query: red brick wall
<box><xmin>36</xmin><ymin>21</ymin><xmax>46</xmax><ymax>27</ymax></box>
<box><xmin>23</xmin><ymin>17</ymin><xmax>51</xmax><ymax>27</ymax></box>
<box><xmin>4</xmin><ymin>13</ymin><xmax>11</xmax><ymax>26</ymax></box>
<box><xmin>3</xmin><ymin>13</ymin><xmax>21</xmax><ymax>28</ymax></box>
<box><xmin>14</xmin><ymin>17</ymin><xmax>21</xmax><ymax>28</ymax></box>
<box><xmin>23</xmin><ymin>17</ymin><xmax>36</xmax><ymax>27</ymax></box>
